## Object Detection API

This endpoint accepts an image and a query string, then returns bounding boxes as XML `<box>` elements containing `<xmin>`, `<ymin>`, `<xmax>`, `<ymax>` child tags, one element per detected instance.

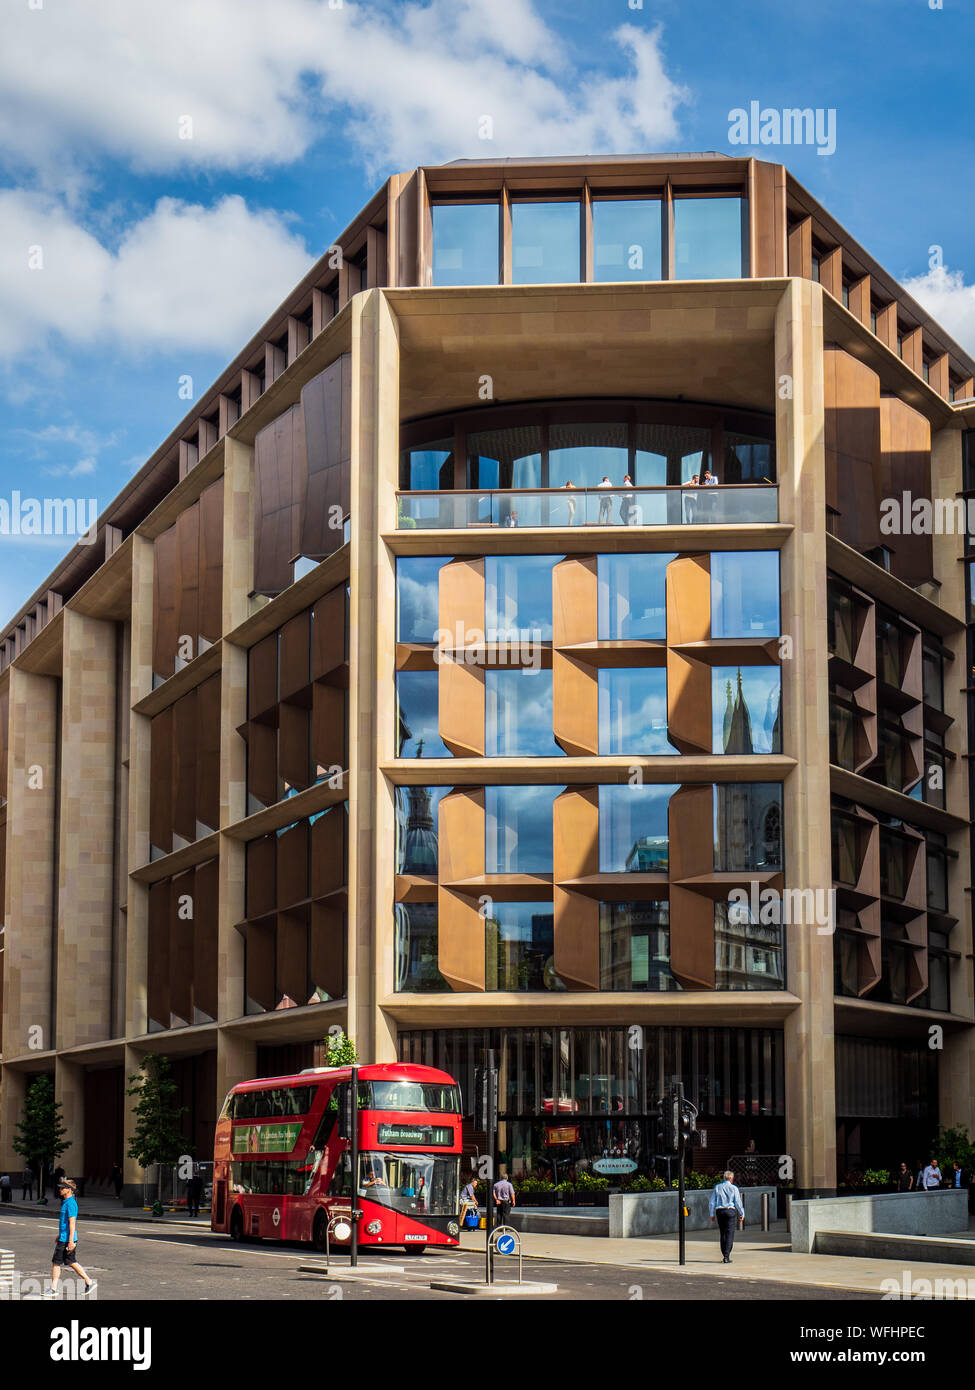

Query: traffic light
<box><xmin>680</xmin><ymin>1098</ymin><xmax>699</xmax><ymax>1147</ymax></box>
<box><xmin>655</xmin><ymin>1093</ymin><xmax>678</xmax><ymax>1152</ymax></box>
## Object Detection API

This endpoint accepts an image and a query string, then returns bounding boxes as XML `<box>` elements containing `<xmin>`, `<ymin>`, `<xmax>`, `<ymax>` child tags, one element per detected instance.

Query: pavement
<box><xmin>5</xmin><ymin>1196</ymin><xmax>975</xmax><ymax>1297</ymax></box>
<box><xmin>454</xmin><ymin>1220</ymin><xmax>975</xmax><ymax>1298</ymax></box>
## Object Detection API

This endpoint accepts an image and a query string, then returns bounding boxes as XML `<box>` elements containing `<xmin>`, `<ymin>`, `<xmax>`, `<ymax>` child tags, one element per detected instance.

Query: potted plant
<box><xmin>573</xmin><ymin>1171</ymin><xmax>610</xmax><ymax>1206</ymax></box>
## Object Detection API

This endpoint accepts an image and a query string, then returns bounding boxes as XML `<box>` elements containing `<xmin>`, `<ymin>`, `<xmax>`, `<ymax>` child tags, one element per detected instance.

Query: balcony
<box><xmin>395</xmin><ymin>485</ymin><xmax>778</xmax><ymax>530</ymax></box>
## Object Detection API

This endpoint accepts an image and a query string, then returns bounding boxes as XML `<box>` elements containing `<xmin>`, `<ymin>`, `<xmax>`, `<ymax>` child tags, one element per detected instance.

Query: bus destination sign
<box><xmin>377</xmin><ymin>1123</ymin><xmax>453</xmax><ymax>1147</ymax></box>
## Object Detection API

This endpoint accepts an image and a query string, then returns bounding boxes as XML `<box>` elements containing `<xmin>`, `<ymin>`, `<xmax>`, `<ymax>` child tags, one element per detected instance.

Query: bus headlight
<box><xmin>365</xmin><ymin>1220</ymin><xmax>382</xmax><ymax>1235</ymax></box>
<box><xmin>447</xmin><ymin>1222</ymin><xmax>459</xmax><ymax>1237</ymax></box>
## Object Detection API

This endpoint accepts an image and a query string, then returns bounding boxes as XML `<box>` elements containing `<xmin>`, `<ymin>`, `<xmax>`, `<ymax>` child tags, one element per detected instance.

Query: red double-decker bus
<box><xmin>211</xmin><ymin>1063</ymin><xmax>463</xmax><ymax>1253</ymax></box>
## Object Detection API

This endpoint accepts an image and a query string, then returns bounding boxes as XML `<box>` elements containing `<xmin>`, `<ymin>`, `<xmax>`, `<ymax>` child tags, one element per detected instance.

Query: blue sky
<box><xmin>2</xmin><ymin>0</ymin><xmax>973</xmax><ymax>623</ymax></box>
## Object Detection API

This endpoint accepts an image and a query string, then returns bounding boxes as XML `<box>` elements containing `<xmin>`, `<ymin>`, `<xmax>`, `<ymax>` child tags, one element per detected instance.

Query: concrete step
<box><xmin>815</xmin><ymin>1229</ymin><xmax>975</xmax><ymax>1264</ymax></box>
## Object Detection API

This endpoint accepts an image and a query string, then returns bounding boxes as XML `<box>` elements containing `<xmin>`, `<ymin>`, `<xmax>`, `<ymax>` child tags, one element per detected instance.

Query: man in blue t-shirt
<box><xmin>47</xmin><ymin>1178</ymin><xmax>96</xmax><ymax>1297</ymax></box>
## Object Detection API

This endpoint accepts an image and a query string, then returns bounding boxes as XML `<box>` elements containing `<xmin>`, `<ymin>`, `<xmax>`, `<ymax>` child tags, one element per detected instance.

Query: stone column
<box><xmin>775</xmin><ymin>277</ymin><xmax>837</xmax><ymax>1194</ymax></box>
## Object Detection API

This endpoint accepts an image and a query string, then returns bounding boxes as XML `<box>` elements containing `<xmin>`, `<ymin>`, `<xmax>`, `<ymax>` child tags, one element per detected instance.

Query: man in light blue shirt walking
<box><xmin>709</xmin><ymin>1170</ymin><xmax>745</xmax><ymax>1264</ymax></box>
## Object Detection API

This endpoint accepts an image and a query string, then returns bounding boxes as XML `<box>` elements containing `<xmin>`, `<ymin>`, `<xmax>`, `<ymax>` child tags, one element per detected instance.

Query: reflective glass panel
<box><xmin>485</xmin><ymin>785</ymin><xmax>561</xmax><ymax>873</ymax></box>
<box><xmin>711</xmin><ymin>552</ymin><xmax>779</xmax><ymax>637</ymax></box>
<box><xmin>599</xmin><ymin>668</ymin><xmax>674</xmax><ymax>754</ymax></box>
<box><xmin>711</xmin><ymin>667</ymin><xmax>781</xmax><ymax>754</ymax></box>
<box><xmin>673</xmin><ymin>197</ymin><xmax>745</xmax><ymax>279</ymax></box>
<box><xmin>724</xmin><ymin>432</ymin><xmax>775</xmax><ymax>484</ymax></box>
<box><xmin>599</xmin><ymin>784</ymin><xmax>677</xmax><ymax>872</ymax></box>
<box><xmin>467</xmin><ymin>425</ymin><xmax>542</xmax><ymax>490</ymax></box>
<box><xmin>597</xmin><ymin>552</ymin><xmax>672</xmax><ymax>639</ymax></box>
<box><xmin>714</xmin><ymin>784</ymin><xmax>783</xmax><ymax>871</ymax></box>
<box><xmin>485</xmin><ymin>555</ymin><xmax>555</xmax><ymax>639</ymax></box>
<box><xmin>396</xmin><ymin>671</ymin><xmax>450</xmax><ymax>758</ymax></box>
<box><xmin>511</xmin><ymin>202</ymin><xmax>581</xmax><ymax>284</ymax></box>
<box><xmin>485</xmin><ymin>902</ymin><xmax>559</xmax><ymax>991</ymax></box>
<box><xmin>599</xmin><ymin>901</ymin><xmax>677</xmax><ymax>990</ymax></box>
<box><xmin>396</xmin><ymin>557</ymin><xmax>448</xmax><ymax>643</ymax></box>
<box><xmin>395</xmin><ymin>785</ymin><xmax>450</xmax><ymax>874</ymax></box>
<box><xmin>394</xmin><ymin>903</ymin><xmax>450</xmax><ymax>991</ymax></box>
<box><xmin>400</xmin><ymin>440</ymin><xmax>453</xmax><ymax>491</ymax></box>
<box><xmin>592</xmin><ymin>199</ymin><xmax>663</xmax><ymax>281</ymax></box>
<box><xmin>431</xmin><ymin>203</ymin><xmax>500</xmax><ymax>286</ymax></box>
<box><xmin>486</xmin><ymin>669</ymin><xmax>561</xmax><ymax>757</ymax></box>
<box><xmin>548</xmin><ymin>421</ymin><xmax>628</xmax><ymax>490</ymax></box>
<box><xmin>714</xmin><ymin>902</ymin><xmax>784</xmax><ymax>990</ymax></box>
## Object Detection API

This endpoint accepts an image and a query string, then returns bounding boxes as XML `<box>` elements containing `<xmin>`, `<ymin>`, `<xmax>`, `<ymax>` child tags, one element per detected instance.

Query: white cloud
<box><xmin>902</xmin><ymin>264</ymin><xmax>975</xmax><ymax>360</ymax></box>
<box><xmin>0</xmin><ymin>1</ymin><xmax>689</xmax><ymax>184</ymax></box>
<box><xmin>44</xmin><ymin>456</ymin><xmax>97</xmax><ymax>479</ymax></box>
<box><xmin>0</xmin><ymin>191</ymin><xmax>314</xmax><ymax>360</ymax></box>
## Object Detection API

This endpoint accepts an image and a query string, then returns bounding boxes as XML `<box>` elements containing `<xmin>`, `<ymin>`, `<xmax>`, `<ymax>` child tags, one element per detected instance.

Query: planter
<box><xmin>610</xmin><ymin>1185</ymin><xmax>777</xmax><ymax>1239</ymax></box>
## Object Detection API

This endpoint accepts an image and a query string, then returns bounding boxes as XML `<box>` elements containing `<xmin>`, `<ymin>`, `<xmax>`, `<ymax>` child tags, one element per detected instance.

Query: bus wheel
<box><xmin>229</xmin><ymin>1207</ymin><xmax>244</xmax><ymax>1243</ymax></box>
<box><xmin>313</xmin><ymin>1212</ymin><xmax>327</xmax><ymax>1253</ymax></box>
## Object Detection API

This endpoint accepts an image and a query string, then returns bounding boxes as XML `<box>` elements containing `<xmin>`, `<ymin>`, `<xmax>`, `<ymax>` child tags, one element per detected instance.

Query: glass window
<box><xmin>396</xmin><ymin>557</ymin><xmax>449</xmax><ymax>644</ymax></box>
<box><xmin>922</xmin><ymin>647</ymin><xmax>944</xmax><ymax>710</ymax></box>
<box><xmin>827</xmin><ymin>586</ymin><xmax>855</xmax><ymax>663</ymax></box>
<box><xmin>712</xmin><ymin>667</ymin><xmax>781</xmax><ymax>754</ymax></box>
<box><xmin>358</xmin><ymin>1152</ymin><xmax>460</xmax><ymax>1216</ymax></box>
<box><xmin>486</xmin><ymin>669</ymin><xmax>561</xmax><ymax>757</ymax></box>
<box><xmin>599</xmin><ymin>784</ymin><xmax>677</xmax><ymax>872</ymax></box>
<box><xmin>834</xmin><ymin>932</ymin><xmax>859</xmax><ymax>997</ymax></box>
<box><xmin>548</xmin><ymin>421</ymin><xmax>627</xmax><ymax>490</ymax></box>
<box><xmin>829</xmin><ymin>698</ymin><xmax>856</xmax><ymax>771</ymax></box>
<box><xmin>599</xmin><ymin>901</ymin><xmax>677</xmax><ymax>990</ymax></box>
<box><xmin>485</xmin><ymin>785</ymin><xmax>561</xmax><ymax>873</ymax></box>
<box><xmin>926</xmin><ymin>837</ymin><xmax>948</xmax><ymax>913</ymax></box>
<box><xmin>394</xmin><ymin>903</ymin><xmax>449</xmax><ymax>991</ymax></box>
<box><xmin>592</xmin><ymin>199</ymin><xmax>663</xmax><ymax>281</ymax></box>
<box><xmin>395</xmin><ymin>785</ymin><xmax>449</xmax><ymax>874</ymax></box>
<box><xmin>400</xmin><ymin>441</ymin><xmax>453</xmax><ymax>491</ymax></box>
<box><xmin>484</xmin><ymin>901</ymin><xmax>559</xmax><ymax>990</ymax></box>
<box><xmin>599</xmin><ymin>668</ymin><xmax>674</xmax><ymax>754</ymax></box>
<box><xmin>714</xmin><ymin>902</ymin><xmax>784</xmax><ymax>990</ymax></box>
<box><xmin>831</xmin><ymin>816</ymin><xmax>859</xmax><ymax>885</ymax></box>
<box><xmin>724</xmin><ymin>432</ymin><xmax>775</xmax><ymax>484</ymax></box>
<box><xmin>485</xmin><ymin>555</ymin><xmax>554</xmax><ymax>640</ymax></box>
<box><xmin>511</xmin><ymin>202</ymin><xmax>581</xmax><ymax>284</ymax></box>
<box><xmin>711</xmin><ymin>552</ymin><xmax>779</xmax><ymax>637</ymax></box>
<box><xmin>714</xmin><ymin>784</ymin><xmax>783</xmax><ymax>871</ymax></box>
<box><xmin>396</xmin><ymin>672</ymin><xmax>449</xmax><ymax>758</ymax></box>
<box><xmin>369</xmin><ymin>1080</ymin><xmax>462</xmax><ymax>1112</ymax></box>
<box><xmin>431</xmin><ymin>203</ymin><xmax>500</xmax><ymax>286</ymax></box>
<box><xmin>673</xmin><ymin>197</ymin><xmax>744</xmax><ymax>280</ymax></box>
<box><xmin>878</xmin><ymin>828</ymin><xmax>908</xmax><ymax>899</ymax></box>
<box><xmin>597</xmin><ymin>553</ymin><xmax>671</xmax><ymax>640</ymax></box>
<box><xmin>467</xmin><ymin>425</ymin><xmax>542</xmax><ymax>490</ymax></box>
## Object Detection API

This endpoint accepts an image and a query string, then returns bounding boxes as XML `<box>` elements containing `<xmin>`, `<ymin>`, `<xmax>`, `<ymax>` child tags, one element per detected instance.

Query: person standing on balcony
<box><xmin>597</xmin><ymin>476</ymin><xmax>613</xmax><ymax>524</ymax></box>
<box><xmin>682</xmin><ymin>474</ymin><xmax>700</xmax><ymax>524</ymax></box>
<box><xmin>619</xmin><ymin>475</ymin><xmax>636</xmax><ymax>525</ymax></box>
<box><xmin>562</xmin><ymin>480</ymin><xmax>577</xmax><ymax>526</ymax></box>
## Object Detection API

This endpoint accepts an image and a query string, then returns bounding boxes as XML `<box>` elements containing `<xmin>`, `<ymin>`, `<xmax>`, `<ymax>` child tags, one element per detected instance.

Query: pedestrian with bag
<box><xmin>460</xmin><ymin>1174</ymin><xmax>479</xmax><ymax>1229</ymax></box>
<box><xmin>709</xmin><ymin>1170</ymin><xmax>745</xmax><ymax>1264</ymax></box>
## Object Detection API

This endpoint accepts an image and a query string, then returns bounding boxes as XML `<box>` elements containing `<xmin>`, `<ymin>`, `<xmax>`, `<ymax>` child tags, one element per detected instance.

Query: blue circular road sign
<box><xmin>496</xmin><ymin>1233</ymin><xmax>516</xmax><ymax>1255</ymax></box>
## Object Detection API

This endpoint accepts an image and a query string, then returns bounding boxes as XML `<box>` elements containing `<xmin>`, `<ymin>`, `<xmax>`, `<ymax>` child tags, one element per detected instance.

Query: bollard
<box><xmin>761</xmin><ymin>1192</ymin><xmax>770</xmax><ymax>1231</ymax></box>
<box><xmin>785</xmin><ymin>1193</ymin><xmax>791</xmax><ymax>1233</ymax></box>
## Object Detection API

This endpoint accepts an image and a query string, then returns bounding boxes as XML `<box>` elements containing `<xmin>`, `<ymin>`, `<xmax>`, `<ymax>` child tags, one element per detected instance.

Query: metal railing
<box><xmin>396</xmin><ymin>485</ymin><xmax>778</xmax><ymax>530</ymax></box>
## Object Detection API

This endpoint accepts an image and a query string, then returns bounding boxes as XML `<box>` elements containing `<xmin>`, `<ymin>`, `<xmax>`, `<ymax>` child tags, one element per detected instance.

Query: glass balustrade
<box><xmin>396</xmin><ymin>485</ymin><xmax>778</xmax><ymax>529</ymax></box>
